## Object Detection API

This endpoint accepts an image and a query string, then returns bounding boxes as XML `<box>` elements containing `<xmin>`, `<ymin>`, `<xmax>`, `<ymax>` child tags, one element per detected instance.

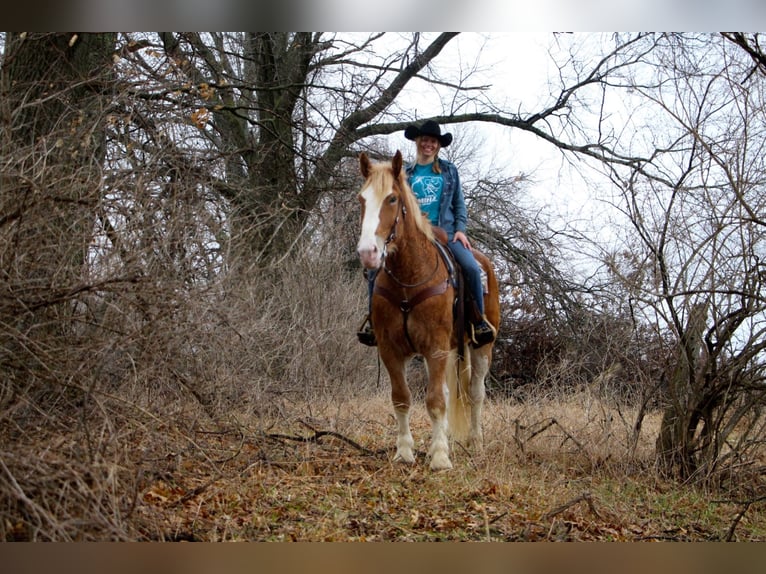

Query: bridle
<box><xmin>379</xmin><ymin>189</ymin><xmax>405</xmax><ymax>266</ymax></box>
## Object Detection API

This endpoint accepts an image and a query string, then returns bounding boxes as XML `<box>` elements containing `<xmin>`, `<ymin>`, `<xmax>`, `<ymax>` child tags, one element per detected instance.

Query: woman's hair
<box><xmin>432</xmin><ymin>153</ymin><xmax>442</xmax><ymax>174</ymax></box>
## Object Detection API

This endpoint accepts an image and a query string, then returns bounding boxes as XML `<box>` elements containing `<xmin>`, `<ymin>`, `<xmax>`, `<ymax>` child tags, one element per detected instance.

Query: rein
<box><xmin>384</xmin><ymin>247</ymin><xmax>441</xmax><ymax>288</ymax></box>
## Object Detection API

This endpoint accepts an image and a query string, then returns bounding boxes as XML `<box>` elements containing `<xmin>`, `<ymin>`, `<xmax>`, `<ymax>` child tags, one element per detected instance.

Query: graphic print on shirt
<box><xmin>410</xmin><ymin>163</ymin><xmax>443</xmax><ymax>226</ymax></box>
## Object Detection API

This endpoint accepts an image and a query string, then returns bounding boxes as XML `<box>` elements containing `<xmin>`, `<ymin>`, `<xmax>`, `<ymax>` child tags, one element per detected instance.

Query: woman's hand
<box><xmin>453</xmin><ymin>230</ymin><xmax>471</xmax><ymax>250</ymax></box>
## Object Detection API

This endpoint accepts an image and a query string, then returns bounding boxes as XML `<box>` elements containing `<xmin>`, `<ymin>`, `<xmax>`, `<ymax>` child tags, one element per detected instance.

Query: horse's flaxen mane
<box><xmin>367</xmin><ymin>159</ymin><xmax>435</xmax><ymax>243</ymax></box>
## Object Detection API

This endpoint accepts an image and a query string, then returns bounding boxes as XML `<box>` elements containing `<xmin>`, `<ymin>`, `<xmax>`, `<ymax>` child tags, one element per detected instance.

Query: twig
<box><xmin>527</xmin><ymin>418</ymin><xmax>557</xmax><ymax>441</ymax></box>
<box><xmin>489</xmin><ymin>511</ymin><xmax>508</xmax><ymax>525</ymax></box>
<box><xmin>265</xmin><ymin>421</ymin><xmax>386</xmax><ymax>457</ymax></box>
<box><xmin>512</xmin><ymin>419</ymin><xmax>525</xmax><ymax>453</ymax></box>
<box><xmin>171</xmin><ymin>477</ymin><xmax>220</xmax><ymax>507</ymax></box>
<box><xmin>543</xmin><ymin>491</ymin><xmax>602</xmax><ymax>521</ymax></box>
<box><xmin>719</xmin><ymin>494</ymin><xmax>766</xmax><ymax>542</ymax></box>
<box><xmin>525</xmin><ymin>417</ymin><xmax>586</xmax><ymax>454</ymax></box>
<box><xmin>452</xmin><ymin>440</ymin><xmax>479</xmax><ymax>470</ymax></box>
<box><xmin>206</xmin><ymin>426</ymin><xmax>246</xmax><ymax>464</ymax></box>
<box><xmin>169</xmin><ymin>368</ymin><xmax>215</xmax><ymax>420</ymax></box>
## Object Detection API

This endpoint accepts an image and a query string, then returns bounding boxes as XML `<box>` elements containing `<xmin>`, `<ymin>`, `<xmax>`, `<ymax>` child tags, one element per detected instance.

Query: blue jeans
<box><xmin>366</xmin><ymin>240</ymin><xmax>485</xmax><ymax>317</ymax></box>
<box><xmin>447</xmin><ymin>240</ymin><xmax>485</xmax><ymax>316</ymax></box>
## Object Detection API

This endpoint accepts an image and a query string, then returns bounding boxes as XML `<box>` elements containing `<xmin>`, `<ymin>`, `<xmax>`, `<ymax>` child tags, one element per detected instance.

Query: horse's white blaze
<box><xmin>357</xmin><ymin>184</ymin><xmax>388</xmax><ymax>269</ymax></box>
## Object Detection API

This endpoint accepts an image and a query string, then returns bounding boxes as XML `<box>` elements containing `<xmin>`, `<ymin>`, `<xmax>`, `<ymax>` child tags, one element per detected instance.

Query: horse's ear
<box><xmin>359</xmin><ymin>152</ymin><xmax>371</xmax><ymax>178</ymax></box>
<box><xmin>392</xmin><ymin>150</ymin><xmax>403</xmax><ymax>178</ymax></box>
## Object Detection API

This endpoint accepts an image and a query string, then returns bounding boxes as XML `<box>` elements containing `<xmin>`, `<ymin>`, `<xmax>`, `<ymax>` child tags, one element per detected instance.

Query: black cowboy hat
<box><xmin>404</xmin><ymin>120</ymin><xmax>453</xmax><ymax>147</ymax></box>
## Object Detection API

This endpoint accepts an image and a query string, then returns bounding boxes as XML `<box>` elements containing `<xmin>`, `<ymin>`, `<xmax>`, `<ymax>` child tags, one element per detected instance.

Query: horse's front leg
<box><xmin>425</xmin><ymin>352</ymin><xmax>452</xmax><ymax>471</ymax></box>
<box><xmin>381</xmin><ymin>352</ymin><xmax>415</xmax><ymax>464</ymax></box>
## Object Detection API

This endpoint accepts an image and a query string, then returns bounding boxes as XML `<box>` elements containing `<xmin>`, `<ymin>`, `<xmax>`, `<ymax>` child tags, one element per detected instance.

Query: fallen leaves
<box><xmin>5</xmin><ymin>395</ymin><xmax>764</xmax><ymax>541</ymax></box>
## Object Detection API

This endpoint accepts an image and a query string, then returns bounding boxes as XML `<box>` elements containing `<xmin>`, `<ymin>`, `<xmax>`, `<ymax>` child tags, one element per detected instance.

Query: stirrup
<box><xmin>357</xmin><ymin>315</ymin><xmax>377</xmax><ymax>347</ymax></box>
<box><xmin>470</xmin><ymin>317</ymin><xmax>496</xmax><ymax>348</ymax></box>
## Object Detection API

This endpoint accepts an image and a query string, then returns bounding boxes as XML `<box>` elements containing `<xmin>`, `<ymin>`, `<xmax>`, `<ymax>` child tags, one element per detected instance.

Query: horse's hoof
<box><xmin>393</xmin><ymin>449</ymin><xmax>415</xmax><ymax>464</ymax></box>
<box><xmin>469</xmin><ymin>435</ymin><xmax>484</xmax><ymax>453</ymax></box>
<box><xmin>429</xmin><ymin>452</ymin><xmax>453</xmax><ymax>471</ymax></box>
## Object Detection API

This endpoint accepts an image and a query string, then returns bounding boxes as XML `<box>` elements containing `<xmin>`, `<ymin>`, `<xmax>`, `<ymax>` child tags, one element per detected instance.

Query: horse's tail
<box><xmin>446</xmin><ymin>348</ymin><xmax>472</xmax><ymax>442</ymax></box>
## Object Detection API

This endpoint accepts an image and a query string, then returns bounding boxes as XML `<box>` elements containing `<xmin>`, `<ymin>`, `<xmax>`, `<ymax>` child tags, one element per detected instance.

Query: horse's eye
<box><xmin>388</xmin><ymin>195</ymin><xmax>397</xmax><ymax>204</ymax></box>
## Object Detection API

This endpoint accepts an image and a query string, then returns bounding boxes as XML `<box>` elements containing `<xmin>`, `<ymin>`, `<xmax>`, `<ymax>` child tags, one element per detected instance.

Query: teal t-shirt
<box><xmin>410</xmin><ymin>162</ymin><xmax>443</xmax><ymax>225</ymax></box>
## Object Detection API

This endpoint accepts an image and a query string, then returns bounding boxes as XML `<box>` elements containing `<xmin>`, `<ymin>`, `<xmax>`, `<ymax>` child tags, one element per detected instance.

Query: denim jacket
<box><xmin>405</xmin><ymin>157</ymin><xmax>467</xmax><ymax>240</ymax></box>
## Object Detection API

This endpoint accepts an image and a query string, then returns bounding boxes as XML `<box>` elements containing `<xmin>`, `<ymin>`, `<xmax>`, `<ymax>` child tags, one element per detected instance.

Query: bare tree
<box><xmin>601</xmin><ymin>33</ymin><xmax>766</xmax><ymax>481</ymax></box>
<box><xmin>99</xmin><ymin>32</ymin><xmax>676</xmax><ymax>338</ymax></box>
<box><xmin>111</xmin><ymin>33</ymin><xmax>682</xmax><ymax>263</ymax></box>
<box><xmin>0</xmin><ymin>32</ymin><xmax>143</xmax><ymax>540</ymax></box>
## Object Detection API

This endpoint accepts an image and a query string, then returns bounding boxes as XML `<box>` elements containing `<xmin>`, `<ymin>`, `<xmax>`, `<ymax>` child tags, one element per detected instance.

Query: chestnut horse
<box><xmin>356</xmin><ymin>150</ymin><xmax>500</xmax><ymax>470</ymax></box>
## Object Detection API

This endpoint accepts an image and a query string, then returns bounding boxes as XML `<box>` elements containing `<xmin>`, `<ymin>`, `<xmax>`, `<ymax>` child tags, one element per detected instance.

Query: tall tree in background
<box><xmin>118</xmin><ymin>31</ymin><xmax>639</xmax><ymax>313</ymax></box>
<box><xmin>151</xmin><ymin>33</ymin><xmax>462</xmax><ymax>263</ymax></box>
<box><xmin>1</xmin><ymin>33</ymin><xmax>117</xmax><ymax>387</ymax></box>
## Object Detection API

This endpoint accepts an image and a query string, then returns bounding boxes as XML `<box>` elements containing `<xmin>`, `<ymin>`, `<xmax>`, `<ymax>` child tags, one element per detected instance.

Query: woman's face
<box><xmin>417</xmin><ymin>136</ymin><xmax>440</xmax><ymax>160</ymax></box>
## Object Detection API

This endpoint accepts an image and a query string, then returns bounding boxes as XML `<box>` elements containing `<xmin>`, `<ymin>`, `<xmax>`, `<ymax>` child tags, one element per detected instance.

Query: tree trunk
<box><xmin>0</xmin><ymin>32</ymin><xmax>116</xmax><ymax>377</ymax></box>
<box><xmin>229</xmin><ymin>32</ymin><xmax>319</xmax><ymax>262</ymax></box>
<box><xmin>655</xmin><ymin>302</ymin><xmax>709</xmax><ymax>479</ymax></box>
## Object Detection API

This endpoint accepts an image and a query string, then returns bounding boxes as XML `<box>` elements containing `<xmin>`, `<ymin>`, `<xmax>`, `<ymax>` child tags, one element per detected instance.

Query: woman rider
<box><xmin>358</xmin><ymin>120</ymin><xmax>496</xmax><ymax>348</ymax></box>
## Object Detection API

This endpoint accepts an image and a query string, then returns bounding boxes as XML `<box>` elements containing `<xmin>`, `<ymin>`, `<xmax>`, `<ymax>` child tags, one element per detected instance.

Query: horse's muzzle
<box><xmin>357</xmin><ymin>246</ymin><xmax>381</xmax><ymax>270</ymax></box>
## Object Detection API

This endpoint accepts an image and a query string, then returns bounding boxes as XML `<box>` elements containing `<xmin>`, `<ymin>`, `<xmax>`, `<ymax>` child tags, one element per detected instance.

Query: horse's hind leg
<box><xmin>382</xmin><ymin>353</ymin><xmax>415</xmax><ymax>464</ymax></box>
<box><xmin>469</xmin><ymin>346</ymin><xmax>491</xmax><ymax>451</ymax></box>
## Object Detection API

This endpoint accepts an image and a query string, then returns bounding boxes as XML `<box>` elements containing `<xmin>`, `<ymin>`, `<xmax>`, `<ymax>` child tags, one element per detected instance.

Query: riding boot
<box><xmin>357</xmin><ymin>315</ymin><xmax>377</xmax><ymax>347</ymax></box>
<box><xmin>470</xmin><ymin>314</ymin><xmax>497</xmax><ymax>348</ymax></box>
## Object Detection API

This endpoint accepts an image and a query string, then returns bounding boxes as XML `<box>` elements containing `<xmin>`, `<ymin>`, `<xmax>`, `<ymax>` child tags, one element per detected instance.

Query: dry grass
<box><xmin>2</xmin><ymin>379</ymin><xmax>765</xmax><ymax>541</ymax></box>
<box><xmin>2</xmin><ymin>245</ymin><xmax>764</xmax><ymax>541</ymax></box>
<box><xmin>97</xmin><ymin>390</ymin><xmax>764</xmax><ymax>542</ymax></box>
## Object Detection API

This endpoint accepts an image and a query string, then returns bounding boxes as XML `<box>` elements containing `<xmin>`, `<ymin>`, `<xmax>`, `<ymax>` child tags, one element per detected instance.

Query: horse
<box><xmin>356</xmin><ymin>150</ymin><xmax>501</xmax><ymax>470</ymax></box>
